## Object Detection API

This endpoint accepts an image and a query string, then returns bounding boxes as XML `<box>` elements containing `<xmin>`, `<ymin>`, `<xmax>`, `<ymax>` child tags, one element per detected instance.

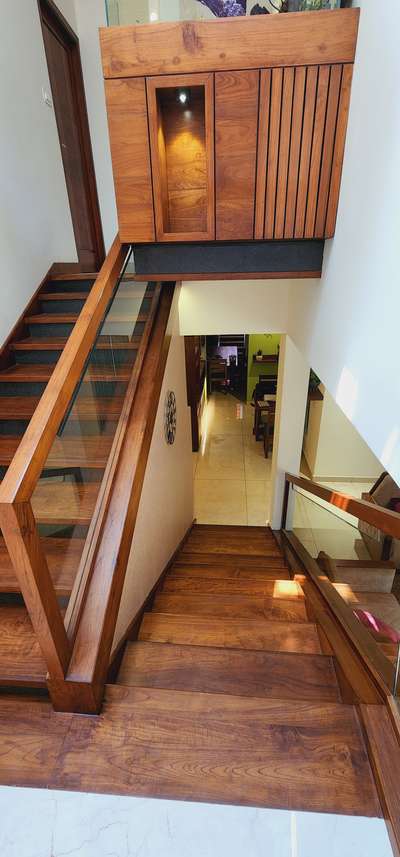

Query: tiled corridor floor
<box><xmin>193</xmin><ymin>393</ymin><xmax>272</xmax><ymax>526</ymax></box>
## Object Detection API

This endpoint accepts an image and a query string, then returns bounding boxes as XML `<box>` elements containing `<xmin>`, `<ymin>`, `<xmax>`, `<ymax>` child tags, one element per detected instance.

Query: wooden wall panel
<box><xmin>100</xmin><ymin>10</ymin><xmax>359</xmax><ymax>79</ymax></box>
<box><xmin>104</xmin><ymin>78</ymin><xmax>155</xmax><ymax>243</ymax></box>
<box><xmin>256</xmin><ymin>63</ymin><xmax>353</xmax><ymax>241</ymax></box>
<box><xmin>215</xmin><ymin>70</ymin><xmax>260</xmax><ymax>240</ymax></box>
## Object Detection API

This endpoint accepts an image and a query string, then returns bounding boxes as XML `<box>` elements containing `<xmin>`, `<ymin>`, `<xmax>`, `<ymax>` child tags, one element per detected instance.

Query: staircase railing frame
<box><xmin>0</xmin><ymin>235</ymin><xmax>157</xmax><ymax>694</ymax></box>
<box><xmin>281</xmin><ymin>472</ymin><xmax>400</xmax><ymax>699</ymax></box>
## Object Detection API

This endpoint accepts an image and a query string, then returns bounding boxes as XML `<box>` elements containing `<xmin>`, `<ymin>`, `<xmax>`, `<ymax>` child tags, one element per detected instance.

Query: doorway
<box><xmin>38</xmin><ymin>0</ymin><xmax>105</xmax><ymax>270</ymax></box>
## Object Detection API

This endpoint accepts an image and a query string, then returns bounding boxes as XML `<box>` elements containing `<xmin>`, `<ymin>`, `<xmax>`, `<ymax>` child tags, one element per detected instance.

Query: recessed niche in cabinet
<box><xmin>147</xmin><ymin>73</ymin><xmax>215</xmax><ymax>241</ymax></box>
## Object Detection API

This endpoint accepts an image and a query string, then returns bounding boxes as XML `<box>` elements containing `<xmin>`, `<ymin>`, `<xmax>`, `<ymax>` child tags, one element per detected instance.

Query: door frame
<box><xmin>38</xmin><ymin>0</ymin><xmax>105</xmax><ymax>270</ymax></box>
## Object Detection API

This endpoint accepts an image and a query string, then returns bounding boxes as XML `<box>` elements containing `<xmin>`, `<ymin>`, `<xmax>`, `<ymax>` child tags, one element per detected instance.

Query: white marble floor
<box><xmin>193</xmin><ymin>392</ymin><xmax>272</xmax><ymax>526</ymax></box>
<box><xmin>0</xmin><ymin>786</ymin><xmax>393</xmax><ymax>857</ymax></box>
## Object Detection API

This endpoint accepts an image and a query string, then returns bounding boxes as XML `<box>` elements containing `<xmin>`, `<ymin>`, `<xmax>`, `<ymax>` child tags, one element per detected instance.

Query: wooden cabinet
<box><xmin>101</xmin><ymin>10</ymin><xmax>359</xmax><ymax>245</ymax></box>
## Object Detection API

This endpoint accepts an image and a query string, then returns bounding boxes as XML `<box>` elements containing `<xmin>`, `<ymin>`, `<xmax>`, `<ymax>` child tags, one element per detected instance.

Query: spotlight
<box><xmin>177</xmin><ymin>88</ymin><xmax>190</xmax><ymax>106</ymax></box>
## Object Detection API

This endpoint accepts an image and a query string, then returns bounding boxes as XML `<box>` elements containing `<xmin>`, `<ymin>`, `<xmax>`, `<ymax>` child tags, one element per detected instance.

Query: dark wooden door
<box><xmin>39</xmin><ymin>0</ymin><xmax>104</xmax><ymax>270</ymax></box>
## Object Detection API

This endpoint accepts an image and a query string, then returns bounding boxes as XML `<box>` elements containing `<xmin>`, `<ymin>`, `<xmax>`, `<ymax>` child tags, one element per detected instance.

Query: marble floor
<box><xmin>0</xmin><ymin>786</ymin><xmax>393</xmax><ymax>857</ymax></box>
<box><xmin>193</xmin><ymin>392</ymin><xmax>272</xmax><ymax>526</ymax></box>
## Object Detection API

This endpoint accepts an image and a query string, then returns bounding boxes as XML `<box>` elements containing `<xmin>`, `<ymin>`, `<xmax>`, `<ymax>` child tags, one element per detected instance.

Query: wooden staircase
<box><xmin>97</xmin><ymin>523</ymin><xmax>382</xmax><ymax>816</ymax></box>
<box><xmin>0</xmin><ymin>271</ymin><xmax>153</xmax><ymax>690</ymax></box>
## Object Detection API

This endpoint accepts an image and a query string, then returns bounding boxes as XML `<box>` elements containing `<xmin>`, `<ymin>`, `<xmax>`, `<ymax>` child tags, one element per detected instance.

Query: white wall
<box><xmin>179</xmin><ymin>279</ymin><xmax>304</xmax><ymax>335</ymax></box>
<box><xmin>270</xmin><ymin>335</ymin><xmax>310</xmax><ymax>529</ymax></box>
<box><xmin>0</xmin><ymin>0</ymin><xmax>77</xmax><ymax>348</ymax></box>
<box><xmin>288</xmin><ymin>0</ymin><xmax>400</xmax><ymax>485</ymax></box>
<box><xmin>113</xmin><ymin>288</ymin><xmax>194</xmax><ymax>647</ymax></box>
<box><xmin>304</xmin><ymin>388</ymin><xmax>382</xmax><ymax>481</ymax></box>
<box><xmin>73</xmin><ymin>0</ymin><xmax>118</xmax><ymax>250</ymax></box>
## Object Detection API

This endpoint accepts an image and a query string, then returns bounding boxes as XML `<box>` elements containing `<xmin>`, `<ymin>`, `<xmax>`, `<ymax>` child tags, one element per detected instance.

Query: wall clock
<box><xmin>164</xmin><ymin>390</ymin><xmax>177</xmax><ymax>445</ymax></box>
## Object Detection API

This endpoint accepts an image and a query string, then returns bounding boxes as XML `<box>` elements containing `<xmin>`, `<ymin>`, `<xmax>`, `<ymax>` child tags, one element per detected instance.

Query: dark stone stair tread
<box><xmin>0</xmin><ymin>605</ymin><xmax>47</xmax><ymax>687</ymax></box>
<box><xmin>0</xmin><ymin>537</ymin><xmax>84</xmax><ymax>596</ymax></box>
<box><xmin>139</xmin><ymin>613</ymin><xmax>322</xmax><ymax>654</ymax></box>
<box><xmin>153</xmin><ymin>592</ymin><xmax>308</xmax><ymax>622</ymax></box>
<box><xmin>118</xmin><ymin>641</ymin><xmax>341</xmax><ymax>702</ymax></box>
<box><xmin>53</xmin><ymin>684</ymin><xmax>381</xmax><ymax>817</ymax></box>
<box><xmin>25</xmin><ymin>313</ymin><xmax>148</xmax><ymax>324</ymax></box>
<box><xmin>0</xmin><ymin>435</ymin><xmax>113</xmax><ymax>468</ymax></box>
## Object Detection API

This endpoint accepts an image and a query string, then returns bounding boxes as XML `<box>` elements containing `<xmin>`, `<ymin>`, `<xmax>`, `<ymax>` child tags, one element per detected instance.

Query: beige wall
<box><xmin>113</xmin><ymin>288</ymin><xmax>194</xmax><ymax>648</ymax></box>
<box><xmin>178</xmin><ymin>279</ymin><xmax>297</xmax><ymax>335</ymax></box>
<box><xmin>304</xmin><ymin>389</ymin><xmax>382</xmax><ymax>482</ymax></box>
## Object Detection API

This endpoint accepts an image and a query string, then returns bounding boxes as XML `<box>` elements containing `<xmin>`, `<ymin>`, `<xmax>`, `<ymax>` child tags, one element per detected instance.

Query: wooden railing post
<box><xmin>0</xmin><ymin>501</ymin><xmax>70</xmax><ymax>677</ymax></box>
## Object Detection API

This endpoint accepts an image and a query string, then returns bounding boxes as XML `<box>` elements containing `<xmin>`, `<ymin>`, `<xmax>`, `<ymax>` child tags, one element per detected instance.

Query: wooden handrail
<box><xmin>285</xmin><ymin>473</ymin><xmax>400</xmax><ymax>539</ymax></box>
<box><xmin>47</xmin><ymin>283</ymin><xmax>176</xmax><ymax>713</ymax></box>
<box><xmin>0</xmin><ymin>235</ymin><xmax>126</xmax><ymax>505</ymax></box>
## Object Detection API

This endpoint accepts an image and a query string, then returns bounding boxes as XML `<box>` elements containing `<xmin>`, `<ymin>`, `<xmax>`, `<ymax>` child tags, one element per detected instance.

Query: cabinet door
<box><xmin>255</xmin><ymin>64</ymin><xmax>353</xmax><ymax>240</ymax></box>
<box><xmin>215</xmin><ymin>70</ymin><xmax>260</xmax><ymax>241</ymax></box>
<box><xmin>146</xmin><ymin>73</ymin><xmax>215</xmax><ymax>242</ymax></box>
<box><xmin>104</xmin><ymin>77</ymin><xmax>155</xmax><ymax>243</ymax></box>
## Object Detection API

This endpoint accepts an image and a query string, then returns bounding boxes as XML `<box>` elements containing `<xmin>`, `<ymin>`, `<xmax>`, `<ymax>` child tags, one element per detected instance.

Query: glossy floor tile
<box><xmin>0</xmin><ymin>786</ymin><xmax>392</xmax><ymax>857</ymax></box>
<box><xmin>194</xmin><ymin>393</ymin><xmax>271</xmax><ymax>525</ymax></box>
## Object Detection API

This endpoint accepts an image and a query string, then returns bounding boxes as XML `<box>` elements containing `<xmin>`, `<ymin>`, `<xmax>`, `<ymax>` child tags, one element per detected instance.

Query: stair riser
<box><xmin>0</xmin><ymin>420</ymin><xmax>29</xmax><ymax>436</ymax></box>
<box><xmin>40</xmin><ymin>299</ymin><xmax>86</xmax><ymax>314</ymax></box>
<box><xmin>14</xmin><ymin>348</ymin><xmax>136</xmax><ymax>366</ymax></box>
<box><xmin>0</xmin><ymin>380</ymin><xmax>128</xmax><ymax>398</ymax></box>
<box><xmin>43</xmin><ymin>280</ymin><xmax>94</xmax><ymax>293</ymax></box>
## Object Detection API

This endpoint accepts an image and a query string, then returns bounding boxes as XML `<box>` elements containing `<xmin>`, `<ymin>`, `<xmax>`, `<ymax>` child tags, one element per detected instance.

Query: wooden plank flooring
<box><xmin>119</xmin><ymin>641</ymin><xmax>341</xmax><ymax>702</ymax></box>
<box><xmin>139</xmin><ymin>613</ymin><xmax>322</xmax><ymax>653</ymax></box>
<box><xmin>0</xmin><ymin>537</ymin><xmax>83</xmax><ymax>595</ymax></box>
<box><xmin>0</xmin><ymin>606</ymin><xmax>47</xmax><ymax>687</ymax></box>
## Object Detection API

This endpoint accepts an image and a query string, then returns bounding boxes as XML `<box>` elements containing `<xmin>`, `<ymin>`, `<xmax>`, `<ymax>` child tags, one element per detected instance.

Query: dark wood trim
<box><xmin>0</xmin><ymin>265</ymin><xmax>52</xmax><ymax>370</ymax></box>
<box><xmin>133</xmin><ymin>270</ymin><xmax>322</xmax><ymax>281</ymax></box>
<box><xmin>282</xmin><ymin>531</ymin><xmax>393</xmax><ymax>696</ymax></box>
<box><xmin>49</xmin><ymin>284</ymin><xmax>176</xmax><ymax>713</ymax></box>
<box><xmin>100</xmin><ymin>10</ymin><xmax>360</xmax><ymax>79</ymax></box>
<box><xmin>0</xmin><ymin>237</ymin><xmax>126</xmax><ymax>506</ymax></box>
<box><xmin>107</xmin><ymin>518</ymin><xmax>196</xmax><ymax>682</ymax></box>
<box><xmin>38</xmin><ymin>0</ymin><xmax>105</xmax><ymax>270</ymax></box>
<box><xmin>285</xmin><ymin>472</ymin><xmax>400</xmax><ymax>539</ymax></box>
<box><xmin>360</xmin><ymin>704</ymin><xmax>400</xmax><ymax>857</ymax></box>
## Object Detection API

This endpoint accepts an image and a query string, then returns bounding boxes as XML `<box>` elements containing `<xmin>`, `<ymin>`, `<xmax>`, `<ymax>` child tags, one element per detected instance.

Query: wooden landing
<box><xmin>0</xmin><ymin>537</ymin><xmax>84</xmax><ymax>595</ymax></box>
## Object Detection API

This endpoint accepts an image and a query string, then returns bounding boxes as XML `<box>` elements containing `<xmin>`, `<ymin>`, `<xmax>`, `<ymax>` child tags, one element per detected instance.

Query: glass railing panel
<box><xmin>290</xmin><ymin>485</ymin><xmax>400</xmax><ymax>690</ymax></box>
<box><xmin>31</xmin><ymin>249</ymin><xmax>152</xmax><ymax>599</ymax></box>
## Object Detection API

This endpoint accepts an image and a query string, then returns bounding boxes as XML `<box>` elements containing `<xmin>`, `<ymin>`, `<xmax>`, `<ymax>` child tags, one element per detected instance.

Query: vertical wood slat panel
<box><xmin>314</xmin><ymin>64</ymin><xmax>343</xmax><ymax>237</ymax></box>
<box><xmin>274</xmin><ymin>67</ymin><xmax>295</xmax><ymax>239</ymax></box>
<box><xmin>215</xmin><ymin>70</ymin><xmax>260</xmax><ymax>240</ymax></box>
<box><xmin>325</xmin><ymin>64</ymin><xmax>354</xmax><ymax>237</ymax></box>
<box><xmin>104</xmin><ymin>77</ymin><xmax>155</xmax><ymax>243</ymax></box>
<box><xmin>284</xmin><ymin>66</ymin><xmax>306</xmax><ymax>239</ymax></box>
<box><xmin>254</xmin><ymin>69</ymin><xmax>271</xmax><ymax>240</ymax></box>
<box><xmin>294</xmin><ymin>66</ymin><xmax>318</xmax><ymax>239</ymax></box>
<box><xmin>264</xmin><ymin>68</ymin><xmax>283</xmax><ymax>239</ymax></box>
<box><xmin>304</xmin><ymin>65</ymin><xmax>331</xmax><ymax>238</ymax></box>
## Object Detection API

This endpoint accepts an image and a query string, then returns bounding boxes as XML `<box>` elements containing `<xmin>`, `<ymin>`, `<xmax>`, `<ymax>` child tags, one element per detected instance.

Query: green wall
<box><xmin>247</xmin><ymin>334</ymin><xmax>281</xmax><ymax>402</ymax></box>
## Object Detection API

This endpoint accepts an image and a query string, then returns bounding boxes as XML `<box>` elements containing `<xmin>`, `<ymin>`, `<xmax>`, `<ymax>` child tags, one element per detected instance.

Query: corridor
<box><xmin>193</xmin><ymin>393</ymin><xmax>272</xmax><ymax>526</ymax></box>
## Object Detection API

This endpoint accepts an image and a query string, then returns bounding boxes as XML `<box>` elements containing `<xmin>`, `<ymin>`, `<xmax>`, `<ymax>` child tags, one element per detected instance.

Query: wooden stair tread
<box><xmin>0</xmin><ymin>435</ymin><xmax>112</xmax><ymax>469</ymax></box>
<box><xmin>0</xmin><ymin>606</ymin><xmax>47</xmax><ymax>687</ymax></box>
<box><xmin>41</xmin><ymin>292</ymin><xmax>90</xmax><ymax>301</ymax></box>
<box><xmin>25</xmin><ymin>313</ymin><xmax>148</xmax><ymax>324</ymax></box>
<box><xmin>11</xmin><ymin>338</ymin><xmax>140</xmax><ymax>351</ymax></box>
<box><xmin>0</xmin><ymin>364</ymin><xmax>133</xmax><ymax>382</ymax></box>
<box><xmin>0</xmin><ymin>537</ymin><xmax>84</xmax><ymax>595</ymax></box>
<box><xmin>171</xmin><ymin>561</ymin><xmax>290</xmax><ymax>580</ymax></box>
<box><xmin>153</xmin><ymin>592</ymin><xmax>308</xmax><ymax>622</ymax></box>
<box><xmin>55</xmin><ymin>684</ymin><xmax>380</xmax><ymax>817</ymax></box>
<box><xmin>139</xmin><ymin>613</ymin><xmax>322</xmax><ymax>654</ymax></box>
<box><xmin>174</xmin><ymin>553</ymin><xmax>289</xmax><ymax>570</ymax></box>
<box><xmin>119</xmin><ymin>641</ymin><xmax>341</xmax><ymax>702</ymax></box>
<box><xmin>31</xmin><ymin>481</ymin><xmax>99</xmax><ymax>526</ymax></box>
<box><xmin>0</xmin><ymin>396</ymin><xmax>125</xmax><ymax>421</ymax></box>
<box><xmin>183</xmin><ymin>539</ymin><xmax>281</xmax><ymax>557</ymax></box>
<box><xmin>162</xmin><ymin>576</ymin><xmax>302</xmax><ymax>597</ymax></box>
